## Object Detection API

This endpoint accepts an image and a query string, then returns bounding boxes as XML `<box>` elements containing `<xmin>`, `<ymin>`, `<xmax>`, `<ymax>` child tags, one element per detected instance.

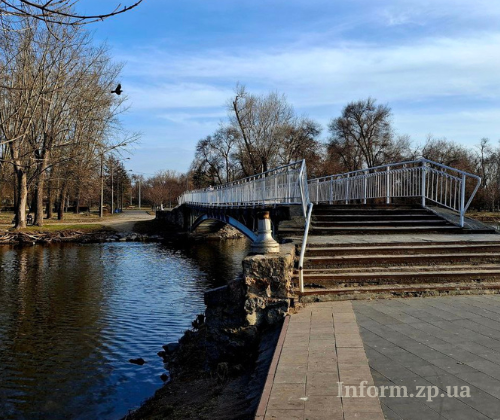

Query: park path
<box><xmin>256</xmin><ymin>301</ymin><xmax>384</xmax><ymax>420</ymax></box>
<box><xmin>97</xmin><ymin>210</ymin><xmax>155</xmax><ymax>232</ymax></box>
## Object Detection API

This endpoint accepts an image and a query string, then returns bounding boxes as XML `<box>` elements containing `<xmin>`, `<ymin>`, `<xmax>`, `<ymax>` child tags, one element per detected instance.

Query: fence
<box><xmin>178</xmin><ymin>160</ymin><xmax>310</xmax><ymax>216</ymax></box>
<box><xmin>308</xmin><ymin>158</ymin><xmax>481</xmax><ymax>227</ymax></box>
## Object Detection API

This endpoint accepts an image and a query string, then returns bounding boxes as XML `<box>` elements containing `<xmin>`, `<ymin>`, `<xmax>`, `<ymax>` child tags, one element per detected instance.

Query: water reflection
<box><xmin>0</xmin><ymin>239</ymin><xmax>249</xmax><ymax>420</ymax></box>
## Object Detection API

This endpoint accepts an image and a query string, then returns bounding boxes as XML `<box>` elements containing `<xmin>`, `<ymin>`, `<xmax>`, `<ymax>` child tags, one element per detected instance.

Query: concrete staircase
<box><xmin>310</xmin><ymin>204</ymin><xmax>491</xmax><ymax>235</ymax></box>
<box><xmin>293</xmin><ymin>205</ymin><xmax>500</xmax><ymax>302</ymax></box>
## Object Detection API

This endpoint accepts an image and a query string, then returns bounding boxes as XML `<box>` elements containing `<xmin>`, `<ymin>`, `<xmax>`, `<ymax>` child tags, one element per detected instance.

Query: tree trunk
<box><xmin>46</xmin><ymin>181</ymin><xmax>54</xmax><ymax>219</ymax></box>
<box><xmin>34</xmin><ymin>151</ymin><xmax>49</xmax><ymax>226</ymax></box>
<box><xmin>14</xmin><ymin>168</ymin><xmax>27</xmax><ymax>229</ymax></box>
<box><xmin>58</xmin><ymin>182</ymin><xmax>68</xmax><ymax>220</ymax></box>
<box><xmin>34</xmin><ymin>177</ymin><xmax>45</xmax><ymax>226</ymax></box>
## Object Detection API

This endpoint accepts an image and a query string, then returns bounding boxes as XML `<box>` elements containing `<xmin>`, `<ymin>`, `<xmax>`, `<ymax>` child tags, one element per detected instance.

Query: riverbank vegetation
<box><xmin>0</xmin><ymin>4</ymin><xmax>139</xmax><ymax>229</ymax></box>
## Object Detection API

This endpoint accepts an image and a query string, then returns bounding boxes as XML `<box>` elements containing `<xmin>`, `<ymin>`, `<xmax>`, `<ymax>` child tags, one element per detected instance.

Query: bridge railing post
<box><xmin>363</xmin><ymin>171</ymin><xmax>368</xmax><ymax>204</ymax></box>
<box><xmin>386</xmin><ymin>166</ymin><xmax>390</xmax><ymax>204</ymax></box>
<box><xmin>345</xmin><ymin>174</ymin><xmax>350</xmax><ymax>204</ymax></box>
<box><xmin>329</xmin><ymin>177</ymin><xmax>333</xmax><ymax>204</ymax></box>
<box><xmin>460</xmin><ymin>173</ymin><xmax>466</xmax><ymax>227</ymax></box>
<box><xmin>421</xmin><ymin>161</ymin><xmax>427</xmax><ymax>208</ymax></box>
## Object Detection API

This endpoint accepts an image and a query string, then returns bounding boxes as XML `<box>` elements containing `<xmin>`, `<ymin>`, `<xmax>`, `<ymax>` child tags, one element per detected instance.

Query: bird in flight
<box><xmin>111</xmin><ymin>84</ymin><xmax>122</xmax><ymax>95</ymax></box>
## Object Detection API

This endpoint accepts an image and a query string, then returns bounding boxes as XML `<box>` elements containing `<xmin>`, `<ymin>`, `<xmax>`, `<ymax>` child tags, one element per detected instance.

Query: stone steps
<box><xmin>298</xmin><ymin>282</ymin><xmax>500</xmax><ymax>302</ymax></box>
<box><xmin>292</xmin><ymin>204</ymin><xmax>500</xmax><ymax>301</ymax></box>
<box><xmin>294</xmin><ymin>266</ymin><xmax>500</xmax><ymax>287</ymax></box>
<box><xmin>305</xmin><ymin>243</ymin><xmax>500</xmax><ymax>256</ymax></box>
<box><xmin>304</xmin><ymin>252</ymin><xmax>500</xmax><ymax>268</ymax></box>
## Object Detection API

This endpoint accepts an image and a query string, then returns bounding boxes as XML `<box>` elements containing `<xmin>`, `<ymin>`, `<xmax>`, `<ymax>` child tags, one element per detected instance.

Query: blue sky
<box><xmin>79</xmin><ymin>0</ymin><xmax>500</xmax><ymax>175</ymax></box>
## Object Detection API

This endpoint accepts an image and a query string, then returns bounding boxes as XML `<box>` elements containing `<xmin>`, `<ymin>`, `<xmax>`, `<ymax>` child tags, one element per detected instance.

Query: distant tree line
<box><xmin>186</xmin><ymin>86</ymin><xmax>500</xmax><ymax>212</ymax></box>
<box><xmin>0</xmin><ymin>12</ymin><xmax>135</xmax><ymax>228</ymax></box>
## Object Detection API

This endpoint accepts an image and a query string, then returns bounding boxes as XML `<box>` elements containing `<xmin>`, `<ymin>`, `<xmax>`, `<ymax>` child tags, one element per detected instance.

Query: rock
<box><xmin>129</xmin><ymin>358</ymin><xmax>146</xmax><ymax>365</ymax></box>
<box><xmin>160</xmin><ymin>373</ymin><xmax>169</xmax><ymax>382</ymax></box>
<box><xmin>162</xmin><ymin>343</ymin><xmax>179</xmax><ymax>354</ymax></box>
<box><xmin>157</xmin><ymin>350</ymin><xmax>166</xmax><ymax>358</ymax></box>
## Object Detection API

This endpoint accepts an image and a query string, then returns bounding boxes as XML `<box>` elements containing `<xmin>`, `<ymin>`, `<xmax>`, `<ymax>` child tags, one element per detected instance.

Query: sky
<box><xmin>78</xmin><ymin>0</ymin><xmax>500</xmax><ymax>176</ymax></box>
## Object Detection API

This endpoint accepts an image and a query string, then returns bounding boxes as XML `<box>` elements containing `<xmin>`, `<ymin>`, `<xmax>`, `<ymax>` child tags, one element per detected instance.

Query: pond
<box><xmin>0</xmin><ymin>239</ymin><xmax>249</xmax><ymax>420</ymax></box>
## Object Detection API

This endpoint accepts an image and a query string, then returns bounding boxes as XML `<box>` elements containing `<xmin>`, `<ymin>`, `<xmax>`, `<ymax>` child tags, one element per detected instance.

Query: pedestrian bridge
<box><xmin>177</xmin><ymin>158</ymin><xmax>481</xmax><ymax>232</ymax></box>
<box><xmin>167</xmin><ymin>158</ymin><xmax>488</xmax><ymax>292</ymax></box>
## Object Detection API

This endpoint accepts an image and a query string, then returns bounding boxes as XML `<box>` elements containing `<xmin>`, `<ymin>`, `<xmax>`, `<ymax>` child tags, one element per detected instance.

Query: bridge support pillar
<box><xmin>250</xmin><ymin>211</ymin><xmax>280</xmax><ymax>254</ymax></box>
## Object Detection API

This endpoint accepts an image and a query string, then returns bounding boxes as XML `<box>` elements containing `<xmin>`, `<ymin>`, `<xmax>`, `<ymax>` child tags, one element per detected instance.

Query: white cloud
<box><xmin>119</xmin><ymin>32</ymin><xmax>500</xmax><ymax>111</ymax></box>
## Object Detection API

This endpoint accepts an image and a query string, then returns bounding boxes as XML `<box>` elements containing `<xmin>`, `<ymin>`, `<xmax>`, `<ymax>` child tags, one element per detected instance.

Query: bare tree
<box><xmin>328</xmin><ymin>98</ymin><xmax>397</xmax><ymax>170</ymax></box>
<box><xmin>0</xmin><ymin>1</ymin><xmax>144</xmax><ymax>27</ymax></box>
<box><xmin>230</xmin><ymin>84</ymin><xmax>295</xmax><ymax>174</ymax></box>
<box><xmin>0</xmin><ymin>16</ymin><xmax>128</xmax><ymax>227</ymax></box>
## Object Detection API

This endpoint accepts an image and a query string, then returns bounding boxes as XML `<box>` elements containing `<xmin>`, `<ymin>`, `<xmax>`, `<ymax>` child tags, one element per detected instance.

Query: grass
<box><xmin>0</xmin><ymin>210</ymin><xmax>113</xmax><ymax>233</ymax></box>
<box><xmin>21</xmin><ymin>224</ymin><xmax>109</xmax><ymax>233</ymax></box>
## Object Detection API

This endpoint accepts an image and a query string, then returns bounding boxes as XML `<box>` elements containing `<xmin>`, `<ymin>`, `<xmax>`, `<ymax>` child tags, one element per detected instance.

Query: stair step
<box><xmin>293</xmin><ymin>269</ymin><xmax>500</xmax><ymax>287</ymax></box>
<box><xmin>296</xmin><ymin>263</ymin><xmax>500</xmax><ymax>274</ymax></box>
<box><xmin>313</xmin><ymin>214</ymin><xmax>436</xmax><ymax>221</ymax></box>
<box><xmin>311</xmin><ymin>220</ymin><xmax>449</xmax><ymax>227</ymax></box>
<box><xmin>304</xmin><ymin>253</ymin><xmax>500</xmax><ymax>268</ymax></box>
<box><xmin>305</xmin><ymin>244</ymin><xmax>500</xmax><ymax>256</ymax></box>
<box><xmin>305</xmin><ymin>240</ymin><xmax>500</xmax><ymax>248</ymax></box>
<box><xmin>310</xmin><ymin>226</ymin><xmax>466</xmax><ymax>235</ymax></box>
<box><xmin>297</xmin><ymin>282</ymin><xmax>500</xmax><ymax>301</ymax></box>
<box><xmin>312</xmin><ymin>209</ymin><xmax>429</xmax><ymax>215</ymax></box>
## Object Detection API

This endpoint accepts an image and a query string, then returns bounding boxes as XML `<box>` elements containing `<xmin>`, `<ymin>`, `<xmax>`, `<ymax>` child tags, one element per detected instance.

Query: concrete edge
<box><xmin>254</xmin><ymin>315</ymin><xmax>290</xmax><ymax>420</ymax></box>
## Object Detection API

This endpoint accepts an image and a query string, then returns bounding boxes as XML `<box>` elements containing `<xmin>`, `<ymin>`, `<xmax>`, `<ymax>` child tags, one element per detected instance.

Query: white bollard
<box><xmin>250</xmin><ymin>211</ymin><xmax>280</xmax><ymax>254</ymax></box>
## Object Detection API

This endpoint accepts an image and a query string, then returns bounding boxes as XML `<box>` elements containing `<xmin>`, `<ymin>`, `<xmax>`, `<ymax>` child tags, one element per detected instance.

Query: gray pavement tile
<box><xmin>466</xmin><ymin>359</ymin><xmax>500</xmax><ymax>380</ymax></box>
<box><xmin>457</xmin><ymin>342</ymin><xmax>500</xmax><ymax>363</ymax></box>
<box><xmin>439</xmin><ymin>407</ymin><xmax>491</xmax><ymax>420</ymax></box>
<box><xmin>406</xmin><ymin>364</ymin><xmax>449</xmax><ymax>378</ymax></box>
<box><xmin>424</xmin><ymin>342</ymin><xmax>480</xmax><ymax>363</ymax></box>
<box><xmin>424</xmin><ymin>372</ymin><xmax>472</xmax><ymax>390</ymax></box>
<box><xmin>452</xmin><ymin>319</ymin><xmax>500</xmax><ymax>340</ymax></box>
<box><xmin>368</xmin><ymin>363</ymin><xmax>420</xmax><ymax>382</ymax></box>
<box><xmin>455</xmin><ymin>387</ymin><xmax>500</xmax><ymax>418</ymax></box>
<box><xmin>387</xmin><ymin>324</ymin><xmax>449</xmax><ymax>347</ymax></box>
<box><xmin>380</xmin><ymin>404</ymin><xmax>403</xmax><ymax>420</ymax></box>
<box><xmin>385</xmin><ymin>401</ymin><xmax>445</xmax><ymax>420</ymax></box>
<box><xmin>455</xmin><ymin>371</ymin><xmax>500</xmax><ymax>399</ymax></box>
<box><xmin>408</xmin><ymin>322</ymin><xmax>463</xmax><ymax>344</ymax></box>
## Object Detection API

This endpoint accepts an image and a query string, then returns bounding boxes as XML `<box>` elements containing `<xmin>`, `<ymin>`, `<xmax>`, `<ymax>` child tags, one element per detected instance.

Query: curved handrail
<box><xmin>308</xmin><ymin>158</ymin><xmax>481</xmax><ymax>227</ymax></box>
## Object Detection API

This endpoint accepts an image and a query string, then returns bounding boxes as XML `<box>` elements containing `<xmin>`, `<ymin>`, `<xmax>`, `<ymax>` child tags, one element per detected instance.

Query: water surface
<box><xmin>0</xmin><ymin>239</ymin><xmax>249</xmax><ymax>420</ymax></box>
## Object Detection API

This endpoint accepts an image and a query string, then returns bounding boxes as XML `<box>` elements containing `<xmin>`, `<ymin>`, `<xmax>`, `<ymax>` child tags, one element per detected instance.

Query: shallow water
<box><xmin>0</xmin><ymin>239</ymin><xmax>249</xmax><ymax>420</ymax></box>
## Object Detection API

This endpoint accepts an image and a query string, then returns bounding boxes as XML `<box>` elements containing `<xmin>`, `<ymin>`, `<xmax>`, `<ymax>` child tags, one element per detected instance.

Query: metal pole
<box><xmin>421</xmin><ymin>161</ymin><xmax>426</xmax><ymax>208</ymax></box>
<box><xmin>363</xmin><ymin>171</ymin><xmax>367</xmax><ymax>204</ymax></box>
<box><xmin>460</xmin><ymin>173</ymin><xmax>466</xmax><ymax>227</ymax></box>
<box><xmin>345</xmin><ymin>174</ymin><xmax>349</xmax><ymax>204</ymax></box>
<box><xmin>386</xmin><ymin>166</ymin><xmax>390</xmax><ymax>204</ymax></box>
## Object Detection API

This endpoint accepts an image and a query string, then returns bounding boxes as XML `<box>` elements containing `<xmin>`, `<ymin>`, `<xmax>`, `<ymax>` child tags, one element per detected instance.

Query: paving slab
<box><xmin>258</xmin><ymin>301</ymin><xmax>384</xmax><ymax>420</ymax></box>
<box><xmin>353</xmin><ymin>296</ymin><xmax>500</xmax><ymax>420</ymax></box>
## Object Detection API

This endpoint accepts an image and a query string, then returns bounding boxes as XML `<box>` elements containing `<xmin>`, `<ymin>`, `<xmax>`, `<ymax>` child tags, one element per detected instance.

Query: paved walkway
<box><xmin>256</xmin><ymin>301</ymin><xmax>384</xmax><ymax>420</ymax></box>
<box><xmin>258</xmin><ymin>296</ymin><xmax>500</xmax><ymax>420</ymax></box>
<box><xmin>354</xmin><ymin>295</ymin><xmax>500</xmax><ymax>420</ymax></box>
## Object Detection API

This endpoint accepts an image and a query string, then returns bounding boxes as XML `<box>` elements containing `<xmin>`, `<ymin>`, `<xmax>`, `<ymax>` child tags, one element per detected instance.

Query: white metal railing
<box><xmin>178</xmin><ymin>160</ymin><xmax>310</xmax><ymax>216</ymax></box>
<box><xmin>308</xmin><ymin>158</ymin><xmax>481</xmax><ymax>227</ymax></box>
